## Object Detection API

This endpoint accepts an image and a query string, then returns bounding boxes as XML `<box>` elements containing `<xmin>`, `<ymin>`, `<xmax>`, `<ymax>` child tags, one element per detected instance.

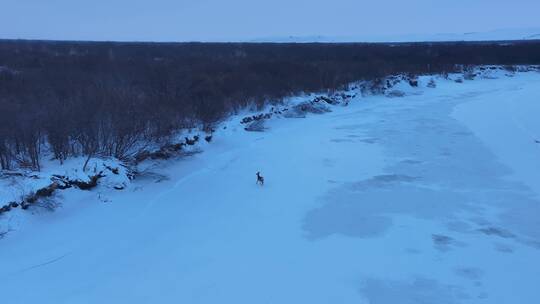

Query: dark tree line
<box><xmin>1</xmin><ymin>39</ymin><xmax>540</xmax><ymax>170</ymax></box>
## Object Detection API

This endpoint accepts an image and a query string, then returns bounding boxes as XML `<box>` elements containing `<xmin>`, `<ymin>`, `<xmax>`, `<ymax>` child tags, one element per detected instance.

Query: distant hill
<box><xmin>249</xmin><ymin>28</ymin><xmax>540</xmax><ymax>43</ymax></box>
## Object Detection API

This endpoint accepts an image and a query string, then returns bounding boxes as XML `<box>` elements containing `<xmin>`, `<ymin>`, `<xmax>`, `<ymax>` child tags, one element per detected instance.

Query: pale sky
<box><xmin>1</xmin><ymin>0</ymin><xmax>539</xmax><ymax>41</ymax></box>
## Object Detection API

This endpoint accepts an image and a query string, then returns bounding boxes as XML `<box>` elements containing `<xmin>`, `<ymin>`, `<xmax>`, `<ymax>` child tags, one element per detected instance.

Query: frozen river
<box><xmin>1</xmin><ymin>71</ymin><xmax>540</xmax><ymax>303</ymax></box>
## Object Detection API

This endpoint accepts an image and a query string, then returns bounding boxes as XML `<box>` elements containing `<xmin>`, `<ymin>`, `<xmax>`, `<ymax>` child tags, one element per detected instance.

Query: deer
<box><xmin>256</xmin><ymin>171</ymin><xmax>264</xmax><ymax>186</ymax></box>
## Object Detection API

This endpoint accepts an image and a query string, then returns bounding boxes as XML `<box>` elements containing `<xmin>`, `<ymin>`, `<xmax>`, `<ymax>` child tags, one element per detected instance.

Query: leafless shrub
<box><xmin>35</xmin><ymin>197</ymin><xmax>62</xmax><ymax>212</ymax></box>
<box><xmin>244</xmin><ymin>120</ymin><xmax>267</xmax><ymax>132</ymax></box>
<box><xmin>386</xmin><ymin>90</ymin><xmax>406</xmax><ymax>98</ymax></box>
<box><xmin>0</xmin><ymin>228</ymin><xmax>12</xmax><ymax>239</ymax></box>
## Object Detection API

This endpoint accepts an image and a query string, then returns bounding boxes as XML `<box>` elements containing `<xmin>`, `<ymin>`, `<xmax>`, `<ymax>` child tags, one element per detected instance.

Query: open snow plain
<box><xmin>1</xmin><ymin>70</ymin><xmax>540</xmax><ymax>303</ymax></box>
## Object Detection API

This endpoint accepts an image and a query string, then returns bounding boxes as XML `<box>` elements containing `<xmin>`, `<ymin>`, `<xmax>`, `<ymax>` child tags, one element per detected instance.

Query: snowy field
<box><xmin>1</xmin><ymin>69</ymin><xmax>540</xmax><ymax>303</ymax></box>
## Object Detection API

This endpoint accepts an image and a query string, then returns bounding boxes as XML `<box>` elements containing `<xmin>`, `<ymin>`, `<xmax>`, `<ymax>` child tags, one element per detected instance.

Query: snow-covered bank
<box><xmin>1</xmin><ymin>67</ymin><xmax>540</xmax><ymax>303</ymax></box>
<box><xmin>0</xmin><ymin>132</ymin><xmax>207</xmax><ymax>220</ymax></box>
